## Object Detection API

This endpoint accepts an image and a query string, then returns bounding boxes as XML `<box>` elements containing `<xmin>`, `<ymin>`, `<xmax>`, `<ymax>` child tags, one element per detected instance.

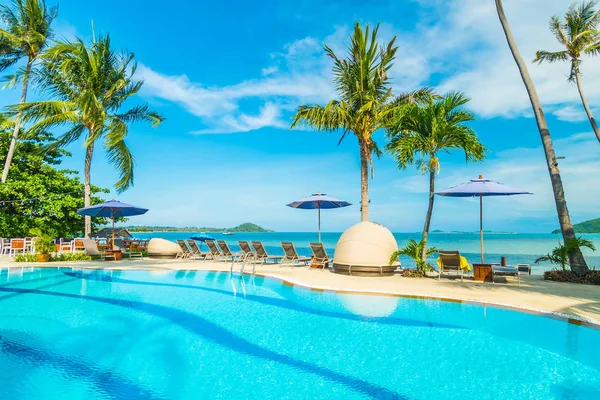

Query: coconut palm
<box><xmin>386</xmin><ymin>91</ymin><xmax>486</xmax><ymax>262</ymax></box>
<box><xmin>0</xmin><ymin>0</ymin><xmax>57</xmax><ymax>183</ymax></box>
<box><xmin>534</xmin><ymin>1</ymin><xmax>600</xmax><ymax>143</ymax></box>
<box><xmin>10</xmin><ymin>35</ymin><xmax>164</xmax><ymax>236</ymax></box>
<box><xmin>535</xmin><ymin>237</ymin><xmax>596</xmax><ymax>271</ymax></box>
<box><xmin>495</xmin><ymin>0</ymin><xmax>589</xmax><ymax>275</ymax></box>
<box><xmin>291</xmin><ymin>22</ymin><xmax>431</xmax><ymax>222</ymax></box>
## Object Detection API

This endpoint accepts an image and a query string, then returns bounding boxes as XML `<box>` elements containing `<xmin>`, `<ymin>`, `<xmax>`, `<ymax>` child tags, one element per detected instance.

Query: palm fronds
<box><xmin>535</xmin><ymin>237</ymin><xmax>596</xmax><ymax>270</ymax></box>
<box><xmin>9</xmin><ymin>33</ymin><xmax>164</xmax><ymax>192</ymax></box>
<box><xmin>535</xmin><ymin>1</ymin><xmax>600</xmax><ymax>80</ymax></box>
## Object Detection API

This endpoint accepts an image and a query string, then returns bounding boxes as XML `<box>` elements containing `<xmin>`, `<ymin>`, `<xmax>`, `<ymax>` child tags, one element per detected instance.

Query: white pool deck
<box><xmin>3</xmin><ymin>257</ymin><xmax>600</xmax><ymax>328</ymax></box>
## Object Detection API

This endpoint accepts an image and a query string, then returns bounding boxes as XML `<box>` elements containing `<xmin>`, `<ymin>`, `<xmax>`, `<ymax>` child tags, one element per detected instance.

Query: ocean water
<box><xmin>0</xmin><ymin>268</ymin><xmax>599</xmax><ymax>399</ymax></box>
<box><xmin>133</xmin><ymin>232</ymin><xmax>600</xmax><ymax>275</ymax></box>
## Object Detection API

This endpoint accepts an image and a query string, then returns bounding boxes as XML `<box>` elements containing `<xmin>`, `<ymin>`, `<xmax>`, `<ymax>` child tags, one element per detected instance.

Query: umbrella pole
<box><xmin>112</xmin><ymin>211</ymin><xmax>115</xmax><ymax>250</ymax></box>
<box><xmin>318</xmin><ymin>206</ymin><xmax>321</xmax><ymax>243</ymax></box>
<box><xmin>480</xmin><ymin>194</ymin><xmax>484</xmax><ymax>263</ymax></box>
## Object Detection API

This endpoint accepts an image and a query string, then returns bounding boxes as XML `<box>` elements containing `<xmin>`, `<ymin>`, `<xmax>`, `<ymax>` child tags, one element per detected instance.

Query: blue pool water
<box><xmin>1</xmin><ymin>267</ymin><xmax>599</xmax><ymax>399</ymax></box>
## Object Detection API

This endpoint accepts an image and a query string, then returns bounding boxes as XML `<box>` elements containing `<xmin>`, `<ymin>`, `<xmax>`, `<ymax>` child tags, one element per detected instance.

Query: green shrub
<box><xmin>51</xmin><ymin>252</ymin><xmax>92</xmax><ymax>262</ymax></box>
<box><xmin>29</xmin><ymin>228</ymin><xmax>56</xmax><ymax>255</ymax></box>
<box><xmin>14</xmin><ymin>254</ymin><xmax>37</xmax><ymax>263</ymax></box>
<box><xmin>535</xmin><ymin>237</ymin><xmax>596</xmax><ymax>271</ymax></box>
<box><xmin>390</xmin><ymin>238</ymin><xmax>437</xmax><ymax>277</ymax></box>
<box><xmin>14</xmin><ymin>252</ymin><xmax>91</xmax><ymax>263</ymax></box>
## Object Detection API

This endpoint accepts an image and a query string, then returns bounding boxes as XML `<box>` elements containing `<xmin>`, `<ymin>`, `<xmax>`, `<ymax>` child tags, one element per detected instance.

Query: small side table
<box><xmin>473</xmin><ymin>264</ymin><xmax>492</xmax><ymax>282</ymax></box>
<box><xmin>105</xmin><ymin>249</ymin><xmax>122</xmax><ymax>261</ymax></box>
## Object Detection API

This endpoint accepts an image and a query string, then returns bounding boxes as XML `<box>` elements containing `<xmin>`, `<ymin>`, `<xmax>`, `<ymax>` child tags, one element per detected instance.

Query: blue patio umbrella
<box><xmin>77</xmin><ymin>200</ymin><xmax>149</xmax><ymax>247</ymax></box>
<box><xmin>435</xmin><ymin>176</ymin><xmax>531</xmax><ymax>263</ymax></box>
<box><xmin>190</xmin><ymin>234</ymin><xmax>215</xmax><ymax>250</ymax></box>
<box><xmin>190</xmin><ymin>234</ymin><xmax>215</xmax><ymax>242</ymax></box>
<box><xmin>287</xmin><ymin>192</ymin><xmax>351</xmax><ymax>242</ymax></box>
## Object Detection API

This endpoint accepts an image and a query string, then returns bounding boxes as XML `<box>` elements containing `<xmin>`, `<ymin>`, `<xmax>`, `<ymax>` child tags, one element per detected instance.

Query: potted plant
<box><xmin>30</xmin><ymin>228</ymin><xmax>56</xmax><ymax>262</ymax></box>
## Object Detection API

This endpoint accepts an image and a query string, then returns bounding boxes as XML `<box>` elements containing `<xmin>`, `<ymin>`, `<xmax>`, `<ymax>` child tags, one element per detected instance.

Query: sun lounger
<box><xmin>492</xmin><ymin>265</ymin><xmax>520</xmax><ymax>285</ymax></box>
<box><xmin>186</xmin><ymin>239</ymin><xmax>208</xmax><ymax>260</ymax></box>
<box><xmin>280</xmin><ymin>242</ymin><xmax>312</xmax><ymax>267</ymax></box>
<box><xmin>237</xmin><ymin>241</ymin><xmax>257</xmax><ymax>263</ymax></box>
<box><xmin>205</xmin><ymin>240</ymin><xmax>228</xmax><ymax>261</ymax></box>
<box><xmin>83</xmin><ymin>239</ymin><xmax>115</xmax><ymax>261</ymax></box>
<box><xmin>176</xmin><ymin>240</ymin><xmax>193</xmax><ymax>259</ymax></box>
<box><xmin>437</xmin><ymin>250</ymin><xmax>465</xmax><ymax>281</ymax></box>
<box><xmin>217</xmin><ymin>240</ymin><xmax>243</xmax><ymax>262</ymax></box>
<box><xmin>309</xmin><ymin>242</ymin><xmax>331</xmax><ymax>270</ymax></box>
<box><xmin>250</xmin><ymin>241</ymin><xmax>283</xmax><ymax>274</ymax></box>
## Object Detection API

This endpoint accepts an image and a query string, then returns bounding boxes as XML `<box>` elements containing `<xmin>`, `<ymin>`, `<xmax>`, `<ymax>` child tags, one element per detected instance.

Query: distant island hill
<box><xmin>125</xmin><ymin>223</ymin><xmax>273</xmax><ymax>233</ymax></box>
<box><xmin>552</xmin><ymin>218</ymin><xmax>600</xmax><ymax>234</ymax></box>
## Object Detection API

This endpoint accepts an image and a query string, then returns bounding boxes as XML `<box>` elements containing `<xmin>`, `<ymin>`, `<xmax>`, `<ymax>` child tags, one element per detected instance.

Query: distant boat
<box><xmin>222</xmin><ymin>231</ymin><xmax>234</xmax><ymax>235</ymax></box>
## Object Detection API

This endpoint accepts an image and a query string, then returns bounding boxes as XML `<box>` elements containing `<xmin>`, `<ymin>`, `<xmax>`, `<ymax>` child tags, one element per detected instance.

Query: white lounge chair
<box><xmin>83</xmin><ymin>239</ymin><xmax>115</xmax><ymax>261</ymax></box>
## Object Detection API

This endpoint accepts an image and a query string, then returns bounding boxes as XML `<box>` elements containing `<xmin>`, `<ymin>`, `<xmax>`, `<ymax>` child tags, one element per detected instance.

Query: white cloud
<box><xmin>425</xmin><ymin>0</ymin><xmax>600</xmax><ymax>120</ymax></box>
<box><xmin>137</xmin><ymin>34</ymin><xmax>336</xmax><ymax>135</ymax></box>
<box><xmin>553</xmin><ymin>105</ymin><xmax>597</xmax><ymax>122</ymax></box>
<box><xmin>261</xmin><ymin>66</ymin><xmax>279</xmax><ymax>76</ymax></box>
<box><xmin>191</xmin><ymin>102</ymin><xmax>286</xmax><ymax>134</ymax></box>
<box><xmin>136</xmin><ymin>0</ymin><xmax>600</xmax><ymax>133</ymax></box>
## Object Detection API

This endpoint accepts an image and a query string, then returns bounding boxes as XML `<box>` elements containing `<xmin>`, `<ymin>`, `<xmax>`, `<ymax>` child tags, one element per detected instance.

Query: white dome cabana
<box><xmin>147</xmin><ymin>238</ymin><xmax>180</xmax><ymax>259</ymax></box>
<box><xmin>332</xmin><ymin>221</ymin><xmax>400</xmax><ymax>276</ymax></box>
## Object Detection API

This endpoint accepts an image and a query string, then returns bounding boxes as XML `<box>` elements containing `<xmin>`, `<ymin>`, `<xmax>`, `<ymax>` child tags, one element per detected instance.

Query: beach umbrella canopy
<box><xmin>190</xmin><ymin>234</ymin><xmax>215</xmax><ymax>250</ymax></box>
<box><xmin>190</xmin><ymin>234</ymin><xmax>215</xmax><ymax>242</ymax></box>
<box><xmin>287</xmin><ymin>192</ymin><xmax>351</xmax><ymax>242</ymax></box>
<box><xmin>435</xmin><ymin>176</ymin><xmax>531</xmax><ymax>263</ymax></box>
<box><xmin>77</xmin><ymin>200</ymin><xmax>149</xmax><ymax>248</ymax></box>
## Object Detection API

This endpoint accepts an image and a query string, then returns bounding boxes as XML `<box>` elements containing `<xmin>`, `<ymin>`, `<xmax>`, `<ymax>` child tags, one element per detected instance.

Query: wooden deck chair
<box><xmin>309</xmin><ymin>242</ymin><xmax>331</xmax><ymax>270</ymax></box>
<box><xmin>280</xmin><ymin>242</ymin><xmax>312</xmax><ymax>268</ymax></box>
<box><xmin>205</xmin><ymin>240</ymin><xmax>227</xmax><ymax>261</ymax></box>
<box><xmin>176</xmin><ymin>240</ymin><xmax>193</xmax><ymax>259</ymax></box>
<box><xmin>186</xmin><ymin>239</ymin><xmax>208</xmax><ymax>260</ymax></box>
<box><xmin>437</xmin><ymin>250</ymin><xmax>464</xmax><ymax>281</ymax></box>
<box><xmin>216</xmin><ymin>240</ymin><xmax>243</xmax><ymax>262</ymax></box>
<box><xmin>250</xmin><ymin>241</ymin><xmax>283</xmax><ymax>274</ymax></box>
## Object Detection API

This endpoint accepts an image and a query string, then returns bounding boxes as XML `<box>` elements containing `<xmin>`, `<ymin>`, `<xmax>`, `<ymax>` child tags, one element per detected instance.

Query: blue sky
<box><xmin>2</xmin><ymin>0</ymin><xmax>599</xmax><ymax>233</ymax></box>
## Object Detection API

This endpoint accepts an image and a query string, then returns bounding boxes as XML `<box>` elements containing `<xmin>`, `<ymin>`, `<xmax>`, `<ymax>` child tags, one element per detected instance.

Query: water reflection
<box><xmin>339</xmin><ymin>294</ymin><xmax>400</xmax><ymax>317</ymax></box>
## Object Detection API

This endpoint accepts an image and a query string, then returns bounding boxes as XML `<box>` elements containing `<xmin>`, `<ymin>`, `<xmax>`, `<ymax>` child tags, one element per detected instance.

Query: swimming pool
<box><xmin>0</xmin><ymin>267</ymin><xmax>599</xmax><ymax>399</ymax></box>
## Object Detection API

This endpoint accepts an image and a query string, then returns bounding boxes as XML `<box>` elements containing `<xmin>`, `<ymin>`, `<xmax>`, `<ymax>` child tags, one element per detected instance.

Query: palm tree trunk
<box><xmin>574</xmin><ymin>67</ymin><xmax>600</xmax><ymax>143</ymax></box>
<box><xmin>359</xmin><ymin>140</ymin><xmax>369</xmax><ymax>222</ymax></box>
<box><xmin>1</xmin><ymin>58</ymin><xmax>33</xmax><ymax>183</ymax></box>
<box><xmin>421</xmin><ymin>162</ymin><xmax>435</xmax><ymax>262</ymax></box>
<box><xmin>84</xmin><ymin>141</ymin><xmax>95</xmax><ymax>237</ymax></box>
<box><xmin>495</xmin><ymin>0</ymin><xmax>589</xmax><ymax>275</ymax></box>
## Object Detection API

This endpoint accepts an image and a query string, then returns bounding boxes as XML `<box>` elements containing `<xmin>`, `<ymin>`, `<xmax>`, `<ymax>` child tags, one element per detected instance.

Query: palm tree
<box><xmin>10</xmin><ymin>35</ymin><xmax>164</xmax><ymax>236</ymax></box>
<box><xmin>495</xmin><ymin>0</ymin><xmax>589</xmax><ymax>275</ymax></box>
<box><xmin>389</xmin><ymin>238</ymin><xmax>438</xmax><ymax>276</ymax></box>
<box><xmin>0</xmin><ymin>0</ymin><xmax>57</xmax><ymax>183</ymax></box>
<box><xmin>386</xmin><ymin>91</ymin><xmax>486</xmax><ymax>262</ymax></box>
<box><xmin>534</xmin><ymin>1</ymin><xmax>600</xmax><ymax>143</ymax></box>
<box><xmin>291</xmin><ymin>22</ymin><xmax>431</xmax><ymax>222</ymax></box>
<box><xmin>535</xmin><ymin>237</ymin><xmax>596</xmax><ymax>271</ymax></box>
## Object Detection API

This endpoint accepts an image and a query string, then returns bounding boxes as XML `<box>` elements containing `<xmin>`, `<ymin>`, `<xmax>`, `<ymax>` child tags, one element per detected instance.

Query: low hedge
<box><xmin>544</xmin><ymin>269</ymin><xmax>600</xmax><ymax>285</ymax></box>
